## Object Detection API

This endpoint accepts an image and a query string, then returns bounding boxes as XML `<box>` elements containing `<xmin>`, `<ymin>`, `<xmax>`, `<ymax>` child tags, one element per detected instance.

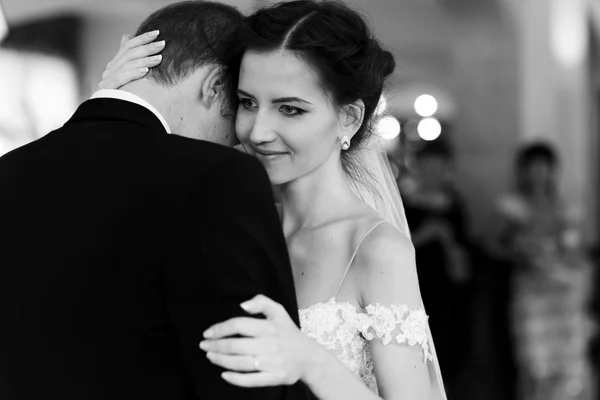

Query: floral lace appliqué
<box><xmin>299</xmin><ymin>299</ymin><xmax>433</xmax><ymax>394</ymax></box>
<box><xmin>361</xmin><ymin>303</ymin><xmax>433</xmax><ymax>363</ymax></box>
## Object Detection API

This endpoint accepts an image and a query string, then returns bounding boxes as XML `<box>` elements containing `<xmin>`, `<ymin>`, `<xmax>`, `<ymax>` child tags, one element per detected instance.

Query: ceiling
<box><xmin>3</xmin><ymin>0</ymin><xmax>596</xmax><ymax>39</ymax></box>
<box><xmin>1</xmin><ymin>0</ymin><xmax>263</xmax><ymax>23</ymax></box>
<box><xmin>0</xmin><ymin>0</ymin><xmax>456</xmax><ymax>68</ymax></box>
<box><xmin>1</xmin><ymin>0</ymin><xmax>451</xmax><ymax>23</ymax></box>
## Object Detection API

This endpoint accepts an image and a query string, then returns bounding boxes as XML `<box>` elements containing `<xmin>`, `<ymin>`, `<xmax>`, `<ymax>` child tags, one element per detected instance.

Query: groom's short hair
<box><xmin>136</xmin><ymin>1</ymin><xmax>244</xmax><ymax>97</ymax></box>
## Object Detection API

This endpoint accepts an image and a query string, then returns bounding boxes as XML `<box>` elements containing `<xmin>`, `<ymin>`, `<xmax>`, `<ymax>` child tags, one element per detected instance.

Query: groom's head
<box><xmin>123</xmin><ymin>1</ymin><xmax>245</xmax><ymax>145</ymax></box>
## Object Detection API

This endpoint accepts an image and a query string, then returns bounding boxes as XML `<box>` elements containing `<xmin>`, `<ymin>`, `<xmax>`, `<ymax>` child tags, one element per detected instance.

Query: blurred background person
<box><xmin>495</xmin><ymin>142</ymin><xmax>596</xmax><ymax>400</ymax></box>
<box><xmin>402</xmin><ymin>140</ymin><xmax>474</xmax><ymax>397</ymax></box>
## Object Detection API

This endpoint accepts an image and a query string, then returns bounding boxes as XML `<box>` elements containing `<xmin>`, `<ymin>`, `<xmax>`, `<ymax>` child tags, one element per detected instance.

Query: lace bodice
<box><xmin>299</xmin><ymin>298</ymin><xmax>433</xmax><ymax>394</ymax></box>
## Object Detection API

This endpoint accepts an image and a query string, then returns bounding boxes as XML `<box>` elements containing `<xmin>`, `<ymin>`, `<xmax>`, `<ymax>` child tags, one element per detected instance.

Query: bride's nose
<box><xmin>249</xmin><ymin>111</ymin><xmax>278</xmax><ymax>144</ymax></box>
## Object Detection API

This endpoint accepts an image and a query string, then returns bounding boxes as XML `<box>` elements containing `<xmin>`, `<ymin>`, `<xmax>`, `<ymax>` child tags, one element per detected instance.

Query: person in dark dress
<box><xmin>403</xmin><ymin>141</ymin><xmax>473</xmax><ymax>389</ymax></box>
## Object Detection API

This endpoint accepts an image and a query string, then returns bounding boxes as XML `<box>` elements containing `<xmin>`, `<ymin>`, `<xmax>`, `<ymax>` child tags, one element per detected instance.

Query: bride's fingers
<box><xmin>107</xmin><ymin>41</ymin><xmax>165</xmax><ymax>76</ymax></box>
<box><xmin>120</xmin><ymin>33</ymin><xmax>131</xmax><ymax>46</ymax></box>
<box><xmin>199</xmin><ymin>337</ymin><xmax>272</xmax><ymax>356</ymax></box>
<box><xmin>203</xmin><ymin>317</ymin><xmax>275</xmax><ymax>340</ymax></box>
<box><xmin>105</xmin><ymin>34</ymin><xmax>131</xmax><ymax>70</ymax></box>
<box><xmin>123</xmin><ymin>30</ymin><xmax>160</xmax><ymax>50</ymax></box>
<box><xmin>206</xmin><ymin>353</ymin><xmax>275</xmax><ymax>372</ymax></box>
<box><xmin>240</xmin><ymin>294</ymin><xmax>289</xmax><ymax>320</ymax></box>
<box><xmin>99</xmin><ymin>54</ymin><xmax>163</xmax><ymax>89</ymax></box>
<box><xmin>122</xmin><ymin>41</ymin><xmax>165</xmax><ymax>64</ymax></box>
<box><xmin>107</xmin><ymin>33</ymin><xmax>137</xmax><ymax>70</ymax></box>
<box><xmin>111</xmin><ymin>31</ymin><xmax>160</xmax><ymax>66</ymax></box>
<box><xmin>103</xmin><ymin>55</ymin><xmax>162</xmax><ymax>80</ymax></box>
<box><xmin>221</xmin><ymin>371</ymin><xmax>284</xmax><ymax>388</ymax></box>
<box><xmin>99</xmin><ymin>66</ymin><xmax>149</xmax><ymax>90</ymax></box>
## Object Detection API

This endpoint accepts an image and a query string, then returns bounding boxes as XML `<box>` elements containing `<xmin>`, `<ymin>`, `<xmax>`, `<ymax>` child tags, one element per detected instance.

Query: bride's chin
<box><xmin>268</xmin><ymin>176</ymin><xmax>286</xmax><ymax>186</ymax></box>
<box><xmin>267</xmin><ymin>172</ymin><xmax>292</xmax><ymax>187</ymax></box>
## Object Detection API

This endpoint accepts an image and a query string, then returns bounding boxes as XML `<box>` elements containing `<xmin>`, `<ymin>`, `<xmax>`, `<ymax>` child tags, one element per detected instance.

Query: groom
<box><xmin>0</xmin><ymin>2</ymin><xmax>315</xmax><ymax>400</ymax></box>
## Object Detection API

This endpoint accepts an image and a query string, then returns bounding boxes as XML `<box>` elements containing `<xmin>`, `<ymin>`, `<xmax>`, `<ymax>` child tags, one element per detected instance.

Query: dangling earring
<box><xmin>340</xmin><ymin>135</ymin><xmax>351</xmax><ymax>151</ymax></box>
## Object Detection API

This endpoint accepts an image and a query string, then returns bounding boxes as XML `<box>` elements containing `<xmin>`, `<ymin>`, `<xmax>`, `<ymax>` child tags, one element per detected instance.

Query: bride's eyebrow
<box><xmin>237</xmin><ymin>89</ymin><xmax>312</xmax><ymax>105</ymax></box>
<box><xmin>237</xmin><ymin>89</ymin><xmax>254</xmax><ymax>98</ymax></box>
<box><xmin>272</xmin><ymin>97</ymin><xmax>313</xmax><ymax>105</ymax></box>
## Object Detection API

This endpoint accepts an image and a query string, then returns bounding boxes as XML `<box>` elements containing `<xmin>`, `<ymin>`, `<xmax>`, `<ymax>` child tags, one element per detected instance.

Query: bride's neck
<box><xmin>279</xmin><ymin>159</ymin><xmax>356</xmax><ymax>236</ymax></box>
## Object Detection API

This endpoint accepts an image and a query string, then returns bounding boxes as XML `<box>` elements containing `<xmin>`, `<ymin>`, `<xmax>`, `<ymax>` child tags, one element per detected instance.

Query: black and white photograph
<box><xmin>0</xmin><ymin>1</ymin><xmax>599</xmax><ymax>399</ymax></box>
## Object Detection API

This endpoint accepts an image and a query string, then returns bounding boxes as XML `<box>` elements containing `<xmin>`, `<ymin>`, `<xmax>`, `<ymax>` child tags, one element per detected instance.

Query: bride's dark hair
<box><xmin>233</xmin><ymin>0</ymin><xmax>395</xmax><ymax>181</ymax></box>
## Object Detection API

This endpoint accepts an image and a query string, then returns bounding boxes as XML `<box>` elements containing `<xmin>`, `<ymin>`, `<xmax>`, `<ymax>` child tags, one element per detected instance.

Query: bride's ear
<box><xmin>340</xmin><ymin>99</ymin><xmax>365</xmax><ymax>140</ymax></box>
<box><xmin>200</xmin><ymin>66</ymin><xmax>226</xmax><ymax>108</ymax></box>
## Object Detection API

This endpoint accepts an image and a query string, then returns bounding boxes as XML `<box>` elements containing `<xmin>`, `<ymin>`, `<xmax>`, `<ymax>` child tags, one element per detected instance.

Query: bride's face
<box><xmin>235</xmin><ymin>50</ymin><xmax>342</xmax><ymax>185</ymax></box>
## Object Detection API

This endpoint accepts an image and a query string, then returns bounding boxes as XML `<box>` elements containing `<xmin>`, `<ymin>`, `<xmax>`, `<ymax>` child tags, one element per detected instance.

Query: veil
<box><xmin>348</xmin><ymin>135</ymin><xmax>447</xmax><ymax>400</ymax></box>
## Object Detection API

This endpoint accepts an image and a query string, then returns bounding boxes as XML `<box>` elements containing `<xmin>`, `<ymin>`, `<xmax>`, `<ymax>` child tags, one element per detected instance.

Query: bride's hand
<box><xmin>199</xmin><ymin>294</ymin><xmax>316</xmax><ymax>387</ymax></box>
<box><xmin>98</xmin><ymin>31</ymin><xmax>166</xmax><ymax>90</ymax></box>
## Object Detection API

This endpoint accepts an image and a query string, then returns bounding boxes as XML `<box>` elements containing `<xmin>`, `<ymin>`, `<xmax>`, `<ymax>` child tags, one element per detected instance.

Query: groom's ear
<box><xmin>200</xmin><ymin>65</ymin><xmax>226</xmax><ymax>109</ymax></box>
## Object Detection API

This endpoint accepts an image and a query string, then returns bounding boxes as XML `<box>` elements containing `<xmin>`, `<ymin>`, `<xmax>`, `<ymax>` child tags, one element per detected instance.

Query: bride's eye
<box><xmin>279</xmin><ymin>105</ymin><xmax>304</xmax><ymax>116</ymax></box>
<box><xmin>239</xmin><ymin>98</ymin><xmax>257</xmax><ymax>111</ymax></box>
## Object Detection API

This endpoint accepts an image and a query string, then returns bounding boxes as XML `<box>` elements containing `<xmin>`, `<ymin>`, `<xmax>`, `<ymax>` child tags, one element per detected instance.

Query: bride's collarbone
<box><xmin>288</xmin><ymin>217</ymin><xmax>362</xmax><ymax>260</ymax></box>
<box><xmin>287</xmin><ymin>209</ymin><xmax>379</xmax><ymax>243</ymax></box>
<box><xmin>289</xmin><ymin>227</ymin><xmax>350</xmax><ymax>293</ymax></box>
<box><xmin>288</xmin><ymin>212</ymin><xmax>383</xmax><ymax>268</ymax></box>
<box><xmin>290</xmin><ymin>216</ymin><xmax>382</xmax><ymax>308</ymax></box>
<box><xmin>289</xmin><ymin>232</ymin><xmax>351</xmax><ymax>277</ymax></box>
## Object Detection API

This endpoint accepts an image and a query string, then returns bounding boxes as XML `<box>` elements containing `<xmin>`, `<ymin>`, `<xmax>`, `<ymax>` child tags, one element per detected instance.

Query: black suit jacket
<box><xmin>0</xmin><ymin>99</ymin><xmax>316</xmax><ymax>400</ymax></box>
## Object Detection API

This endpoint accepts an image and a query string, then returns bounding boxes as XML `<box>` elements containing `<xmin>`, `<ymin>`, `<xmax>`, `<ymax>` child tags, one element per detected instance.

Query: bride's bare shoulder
<box><xmin>356</xmin><ymin>221</ymin><xmax>413</xmax><ymax>265</ymax></box>
<box><xmin>352</xmin><ymin>220</ymin><xmax>420</xmax><ymax>307</ymax></box>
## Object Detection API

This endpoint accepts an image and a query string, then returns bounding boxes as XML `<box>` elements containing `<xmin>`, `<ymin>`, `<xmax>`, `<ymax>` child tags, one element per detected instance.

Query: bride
<box><xmin>100</xmin><ymin>1</ymin><xmax>446</xmax><ymax>399</ymax></box>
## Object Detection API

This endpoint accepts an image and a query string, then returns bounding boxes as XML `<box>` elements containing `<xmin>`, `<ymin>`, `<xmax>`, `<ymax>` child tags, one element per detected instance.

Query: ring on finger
<box><xmin>253</xmin><ymin>356</ymin><xmax>261</xmax><ymax>371</ymax></box>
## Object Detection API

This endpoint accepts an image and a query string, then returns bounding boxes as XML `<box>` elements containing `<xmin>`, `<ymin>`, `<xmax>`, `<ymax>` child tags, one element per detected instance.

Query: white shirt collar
<box><xmin>91</xmin><ymin>89</ymin><xmax>172</xmax><ymax>134</ymax></box>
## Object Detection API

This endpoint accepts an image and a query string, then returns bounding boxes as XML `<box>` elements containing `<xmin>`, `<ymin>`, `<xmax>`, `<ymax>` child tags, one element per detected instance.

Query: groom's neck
<box><xmin>121</xmin><ymin>80</ymin><xmax>176</xmax><ymax>129</ymax></box>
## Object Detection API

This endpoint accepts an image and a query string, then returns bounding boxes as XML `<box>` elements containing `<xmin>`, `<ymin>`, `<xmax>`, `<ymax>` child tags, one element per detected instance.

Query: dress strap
<box><xmin>334</xmin><ymin>220</ymin><xmax>387</xmax><ymax>297</ymax></box>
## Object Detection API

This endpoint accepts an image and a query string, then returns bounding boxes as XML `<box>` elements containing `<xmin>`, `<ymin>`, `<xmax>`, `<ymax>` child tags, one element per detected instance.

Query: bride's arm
<box><xmin>353</xmin><ymin>224</ymin><xmax>434</xmax><ymax>400</ymax></box>
<box><xmin>303</xmin><ymin>344</ymin><xmax>382</xmax><ymax>400</ymax></box>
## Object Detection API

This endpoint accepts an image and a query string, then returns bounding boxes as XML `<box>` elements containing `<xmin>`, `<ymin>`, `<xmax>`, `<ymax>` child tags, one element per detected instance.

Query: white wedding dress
<box><xmin>300</xmin><ymin>299</ymin><xmax>432</xmax><ymax>394</ymax></box>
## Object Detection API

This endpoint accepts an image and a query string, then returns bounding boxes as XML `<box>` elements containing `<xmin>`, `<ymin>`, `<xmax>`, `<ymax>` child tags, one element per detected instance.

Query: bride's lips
<box><xmin>253</xmin><ymin>148</ymin><xmax>289</xmax><ymax>160</ymax></box>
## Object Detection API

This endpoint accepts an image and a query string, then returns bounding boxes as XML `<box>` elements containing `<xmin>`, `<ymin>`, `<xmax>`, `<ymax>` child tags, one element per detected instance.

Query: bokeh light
<box><xmin>417</xmin><ymin>117</ymin><xmax>442</xmax><ymax>141</ymax></box>
<box><xmin>414</xmin><ymin>94</ymin><xmax>438</xmax><ymax>117</ymax></box>
<box><xmin>376</xmin><ymin>115</ymin><xmax>401</xmax><ymax>140</ymax></box>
